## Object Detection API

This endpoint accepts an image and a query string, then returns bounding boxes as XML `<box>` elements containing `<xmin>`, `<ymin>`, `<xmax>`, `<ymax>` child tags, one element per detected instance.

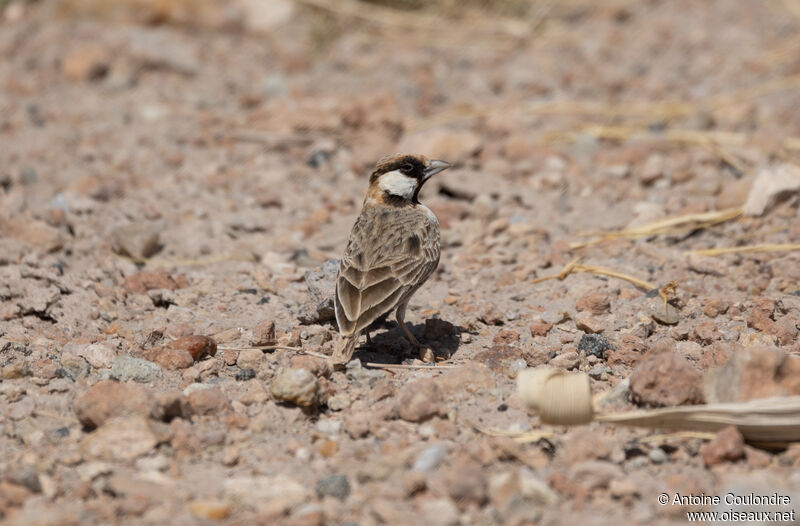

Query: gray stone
<box><xmin>413</xmin><ymin>443</ymin><xmax>448</xmax><ymax>472</ymax></box>
<box><xmin>648</xmin><ymin>448</ymin><xmax>668</xmax><ymax>464</ymax></box>
<box><xmin>102</xmin><ymin>355</ymin><xmax>162</xmax><ymax>383</ymax></box>
<box><xmin>315</xmin><ymin>474</ymin><xmax>350</xmax><ymax>500</ymax></box>
<box><xmin>297</xmin><ymin>259</ymin><xmax>338</xmax><ymax>324</ymax></box>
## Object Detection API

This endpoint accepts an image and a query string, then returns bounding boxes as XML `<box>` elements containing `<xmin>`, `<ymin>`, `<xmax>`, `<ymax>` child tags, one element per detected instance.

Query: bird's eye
<box><xmin>401</xmin><ymin>163</ymin><xmax>414</xmax><ymax>174</ymax></box>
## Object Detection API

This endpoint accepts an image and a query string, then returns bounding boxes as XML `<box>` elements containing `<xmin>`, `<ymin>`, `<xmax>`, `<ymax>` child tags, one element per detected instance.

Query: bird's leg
<box><xmin>395</xmin><ymin>301</ymin><xmax>420</xmax><ymax>347</ymax></box>
<box><xmin>396</xmin><ymin>302</ymin><xmax>434</xmax><ymax>362</ymax></box>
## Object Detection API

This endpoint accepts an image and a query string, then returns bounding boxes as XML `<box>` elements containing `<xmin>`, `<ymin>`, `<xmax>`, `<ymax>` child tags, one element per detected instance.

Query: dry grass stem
<box><xmin>571</xmin><ymin>207</ymin><xmax>743</xmax><ymax>249</ymax></box>
<box><xmin>688</xmin><ymin>244</ymin><xmax>800</xmax><ymax>256</ymax></box>
<box><xmin>363</xmin><ymin>362</ymin><xmax>457</xmax><ymax>370</ymax></box>
<box><xmin>532</xmin><ymin>258</ymin><xmax>656</xmax><ymax>291</ymax></box>
<box><xmin>474</xmin><ymin>426</ymin><xmax>554</xmax><ymax>443</ymax></box>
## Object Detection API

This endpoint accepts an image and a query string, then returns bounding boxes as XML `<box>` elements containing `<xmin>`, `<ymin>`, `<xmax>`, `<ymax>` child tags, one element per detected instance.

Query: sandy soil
<box><xmin>1</xmin><ymin>0</ymin><xmax>800</xmax><ymax>524</ymax></box>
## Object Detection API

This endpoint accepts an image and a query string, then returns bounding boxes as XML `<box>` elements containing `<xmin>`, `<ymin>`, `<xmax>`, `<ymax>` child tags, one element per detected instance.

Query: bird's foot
<box><xmin>417</xmin><ymin>344</ymin><xmax>435</xmax><ymax>363</ymax></box>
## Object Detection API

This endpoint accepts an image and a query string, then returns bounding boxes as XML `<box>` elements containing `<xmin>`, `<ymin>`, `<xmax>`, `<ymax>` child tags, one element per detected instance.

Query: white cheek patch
<box><xmin>378</xmin><ymin>170</ymin><xmax>417</xmax><ymax>199</ymax></box>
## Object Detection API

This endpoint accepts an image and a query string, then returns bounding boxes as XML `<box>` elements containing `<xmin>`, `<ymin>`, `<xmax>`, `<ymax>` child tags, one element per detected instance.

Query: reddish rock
<box><xmin>704</xmin><ymin>346</ymin><xmax>800</xmax><ymax>403</ymax></box>
<box><xmin>630</xmin><ymin>350</ymin><xmax>705</xmax><ymax>406</ymax></box>
<box><xmin>529</xmin><ymin>321</ymin><xmax>553</xmax><ymax>337</ymax></box>
<box><xmin>289</xmin><ymin>355</ymin><xmax>332</xmax><ymax>378</ymax></box>
<box><xmin>606</xmin><ymin>334</ymin><xmax>647</xmax><ymax>367</ymax></box>
<box><xmin>575</xmin><ymin>317</ymin><xmax>605</xmax><ymax>334</ymax></box>
<box><xmin>690</xmin><ymin>321</ymin><xmax>720</xmax><ymax>345</ymax></box>
<box><xmin>172</xmin><ymin>335</ymin><xmax>217</xmax><ymax>360</ymax></box>
<box><xmin>549</xmin><ymin>350</ymin><xmax>580</xmax><ymax>370</ymax></box>
<box><xmin>123</xmin><ymin>270</ymin><xmax>186</xmax><ymax>295</ymax></box>
<box><xmin>575</xmin><ymin>292</ymin><xmax>611</xmax><ymax>315</ymax></box>
<box><xmin>184</xmin><ymin>387</ymin><xmax>231</xmax><ymax>416</ymax></box>
<box><xmin>492</xmin><ymin>329</ymin><xmax>520</xmax><ymax>344</ymax></box>
<box><xmin>702</xmin><ymin>298</ymin><xmax>730</xmax><ymax>318</ymax></box>
<box><xmin>63</xmin><ymin>44</ymin><xmax>110</xmax><ymax>81</ymax></box>
<box><xmin>141</xmin><ymin>347</ymin><xmax>194</xmax><ymax>370</ymax></box>
<box><xmin>698</xmin><ymin>342</ymin><xmax>734</xmax><ymax>370</ymax></box>
<box><xmin>479</xmin><ymin>303</ymin><xmax>504</xmax><ymax>325</ymax></box>
<box><xmin>395</xmin><ymin>379</ymin><xmax>443</xmax><ymax>422</ymax></box>
<box><xmin>747</xmin><ymin>297</ymin><xmax>776</xmax><ymax>331</ymax></box>
<box><xmin>0</xmin><ymin>217</ymin><xmax>63</xmax><ymax>253</ymax></box>
<box><xmin>700</xmin><ymin>426</ymin><xmax>745</xmax><ymax>466</ymax></box>
<box><xmin>220</xmin><ymin>349</ymin><xmax>239</xmax><ymax>366</ymax></box>
<box><xmin>74</xmin><ymin>380</ymin><xmax>156</xmax><ymax>429</ymax></box>
<box><xmin>250</xmin><ymin>319</ymin><xmax>277</xmax><ymax>346</ymax></box>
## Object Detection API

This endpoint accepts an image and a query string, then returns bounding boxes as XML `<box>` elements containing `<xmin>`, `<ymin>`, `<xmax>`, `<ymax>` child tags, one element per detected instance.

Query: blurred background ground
<box><xmin>1</xmin><ymin>0</ymin><xmax>800</xmax><ymax>524</ymax></box>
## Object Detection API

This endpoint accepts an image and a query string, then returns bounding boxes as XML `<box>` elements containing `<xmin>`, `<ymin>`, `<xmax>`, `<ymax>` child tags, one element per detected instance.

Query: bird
<box><xmin>331</xmin><ymin>153</ymin><xmax>451</xmax><ymax>365</ymax></box>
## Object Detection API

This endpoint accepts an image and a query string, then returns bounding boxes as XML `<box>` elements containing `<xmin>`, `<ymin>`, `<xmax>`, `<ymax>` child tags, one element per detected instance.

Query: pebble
<box><xmin>575</xmin><ymin>317</ymin><xmax>605</xmax><ymax>334</ymax></box>
<box><xmin>103</xmin><ymin>355</ymin><xmax>162</xmax><ymax>383</ymax></box>
<box><xmin>396</xmin><ymin>379</ymin><xmax>444</xmax><ymax>422</ymax></box>
<box><xmin>439</xmin><ymin>460</ymin><xmax>488</xmax><ymax>508</ymax></box>
<box><xmin>63</xmin><ymin>44</ymin><xmax>110</xmax><ymax>81</ymax></box>
<box><xmin>630</xmin><ymin>350</ymin><xmax>704</xmax><ymax>407</ymax></box>
<box><xmin>577</xmin><ymin>334</ymin><xmax>611</xmax><ymax>359</ymax></box>
<box><xmin>743</xmin><ymin>164</ymin><xmax>800</xmax><ymax>216</ymax></box>
<box><xmin>171</xmin><ymin>335</ymin><xmax>217</xmax><ymax>360</ymax></box>
<box><xmin>549</xmin><ymin>351</ymin><xmax>580</xmax><ymax>370</ymax></box>
<box><xmin>250</xmin><ymin>319</ymin><xmax>277</xmax><ymax>346</ymax></box>
<box><xmin>188</xmin><ymin>500</ymin><xmax>230</xmax><ymax>520</ymax></box>
<box><xmin>417</xmin><ymin>498</ymin><xmax>460</xmax><ymax>526</ymax></box>
<box><xmin>315</xmin><ymin>418</ymin><xmax>342</xmax><ymax>435</ymax></box>
<box><xmin>327</xmin><ymin>392</ymin><xmax>351</xmax><ymax>411</ymax></box>
<box><xmin>575</xmin><ymin>292</ymin><xmax>611</xmax><ymax>315</ymax></box>
<box><xmin>224</xmin><ymin>475</ymin><xmax>309</xmax><ymax>515</ymax></box>
<box><xmin>413</xmin><ymin>443</ymin><xmax>448</xmax><ymax>472</ymax></box>
<box><xmin>9</xmin><ymin>396</ymin><xmax>34</xmax><ymax>420</ymax></box>
<box><xmin>648</xmin><ymin>448</ymin><xmax>668</xmax><ymax>464</ymax></box>
<box><xmin>700</xmin><ymin>425</ymin><xmax>745</xmax><ymax>466</ymax></box>
<box><xmin>270</xmin><ymin>368</ymin><xmax>319</xmax><ymax>408</ymax></box>
<box><xmin>110</xmin><ymin>222</ymin><xmax>162</xmax><ymax>259</ymax></box>
<box><xmin>81</xmin><ymin>416</ymin><xmax>158</xmax><ymax>461</ymax></box>
<box><xmin>184</xmin><ymin>386</ymin><xmax>231</xmax><ymax>416</ymax></box>
<box><xmin>315</xmin><ymin>474</ymin><xmax>350</xmax><ymax>501</ymax></box>
<box><xmin>649</xmin><ymin>300</ymin><xmax>680</xmax><ymax>325</ymax></box>
<box><xmin>587</xmin><ymin>365</ymin><xmax>611</xmax><ymax>380</ymax></box>
<box><xmin>73</xmin><ymin>380</ymin><xmax>155</xmax><ymax>429</ymax></box>
<box><xmin>78</xmin><ymin>343</ymin><xmax>117</xmax><ymax>369</ymax></box>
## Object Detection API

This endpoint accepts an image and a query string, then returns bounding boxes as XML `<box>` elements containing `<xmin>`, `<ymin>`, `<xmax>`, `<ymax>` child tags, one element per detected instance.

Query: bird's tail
<box><xmin>331</xmin><ymin>332</ymin><xmax>359</xmax><ymax>366</ymax></box>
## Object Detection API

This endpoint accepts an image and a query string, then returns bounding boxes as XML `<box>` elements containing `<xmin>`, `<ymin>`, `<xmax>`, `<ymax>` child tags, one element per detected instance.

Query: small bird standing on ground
<box><xmin>332</xmin><ymin>153</ymin><xmax>451</xmax><ymax>365</ymax></box>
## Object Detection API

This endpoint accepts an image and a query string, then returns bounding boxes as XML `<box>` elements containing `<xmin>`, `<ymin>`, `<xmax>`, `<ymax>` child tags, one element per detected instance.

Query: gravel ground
<box><xmin>1</xmin><ymin>0</ymin><xmax>800</xmax><ymax>524</ymax></box>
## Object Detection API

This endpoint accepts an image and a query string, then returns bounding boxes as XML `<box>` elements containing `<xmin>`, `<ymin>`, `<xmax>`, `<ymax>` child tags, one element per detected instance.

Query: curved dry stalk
<box><xmin>532</xmin><ymin>260</ymin><xmax>655</xmax><ymax>291</ymax></box>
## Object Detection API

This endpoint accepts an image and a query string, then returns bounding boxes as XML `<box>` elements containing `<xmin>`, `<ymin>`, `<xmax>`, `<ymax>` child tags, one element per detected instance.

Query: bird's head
<box><xmin>368</xmin><ymin>153</ymin><xmax>450</xmax><ymax>204</ymax></box>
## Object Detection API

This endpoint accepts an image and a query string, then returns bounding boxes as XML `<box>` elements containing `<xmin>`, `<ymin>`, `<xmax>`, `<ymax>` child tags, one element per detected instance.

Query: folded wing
<box><xmin>335</xmin><ymin>207</ymin><xmax>439</xmax><ymax>336</ymax></box>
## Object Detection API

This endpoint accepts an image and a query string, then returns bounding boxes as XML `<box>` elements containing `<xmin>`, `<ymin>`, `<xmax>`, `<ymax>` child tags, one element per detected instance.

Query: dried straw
<box><xmin>571</xmin><ymin>207</ymin><xmax>743</xmax><ymax>249</ymax></box>
<box><xmin>531</xmin><ymin>257</ymin><xmax>656</xmax><ymax>291</ymax></box>
<box><xmin>688</xmin><ymin>244</ymin><xmax>800</xmax><ymax>257</ymax></box>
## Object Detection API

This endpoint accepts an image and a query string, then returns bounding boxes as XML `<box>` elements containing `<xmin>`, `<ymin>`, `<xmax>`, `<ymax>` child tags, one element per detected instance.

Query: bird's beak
<box><xmin>423</xmin><ymin>159</ymin><xmax>451</xmax><ymax>181</ymax></box>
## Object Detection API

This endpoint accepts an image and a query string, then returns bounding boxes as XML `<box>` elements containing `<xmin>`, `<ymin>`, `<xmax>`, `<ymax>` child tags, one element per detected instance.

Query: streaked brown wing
<box><xmin>335</xmin><ymin>206</ymin><xmax>439</xmax><ymax>336</ymax></box>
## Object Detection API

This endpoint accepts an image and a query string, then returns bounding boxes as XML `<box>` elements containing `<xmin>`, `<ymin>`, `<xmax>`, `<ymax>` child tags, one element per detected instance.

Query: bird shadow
<box><xmin>353</xmin><ymin>318</ymin><xmax>463</xmax><ymax>365</ymax></box>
